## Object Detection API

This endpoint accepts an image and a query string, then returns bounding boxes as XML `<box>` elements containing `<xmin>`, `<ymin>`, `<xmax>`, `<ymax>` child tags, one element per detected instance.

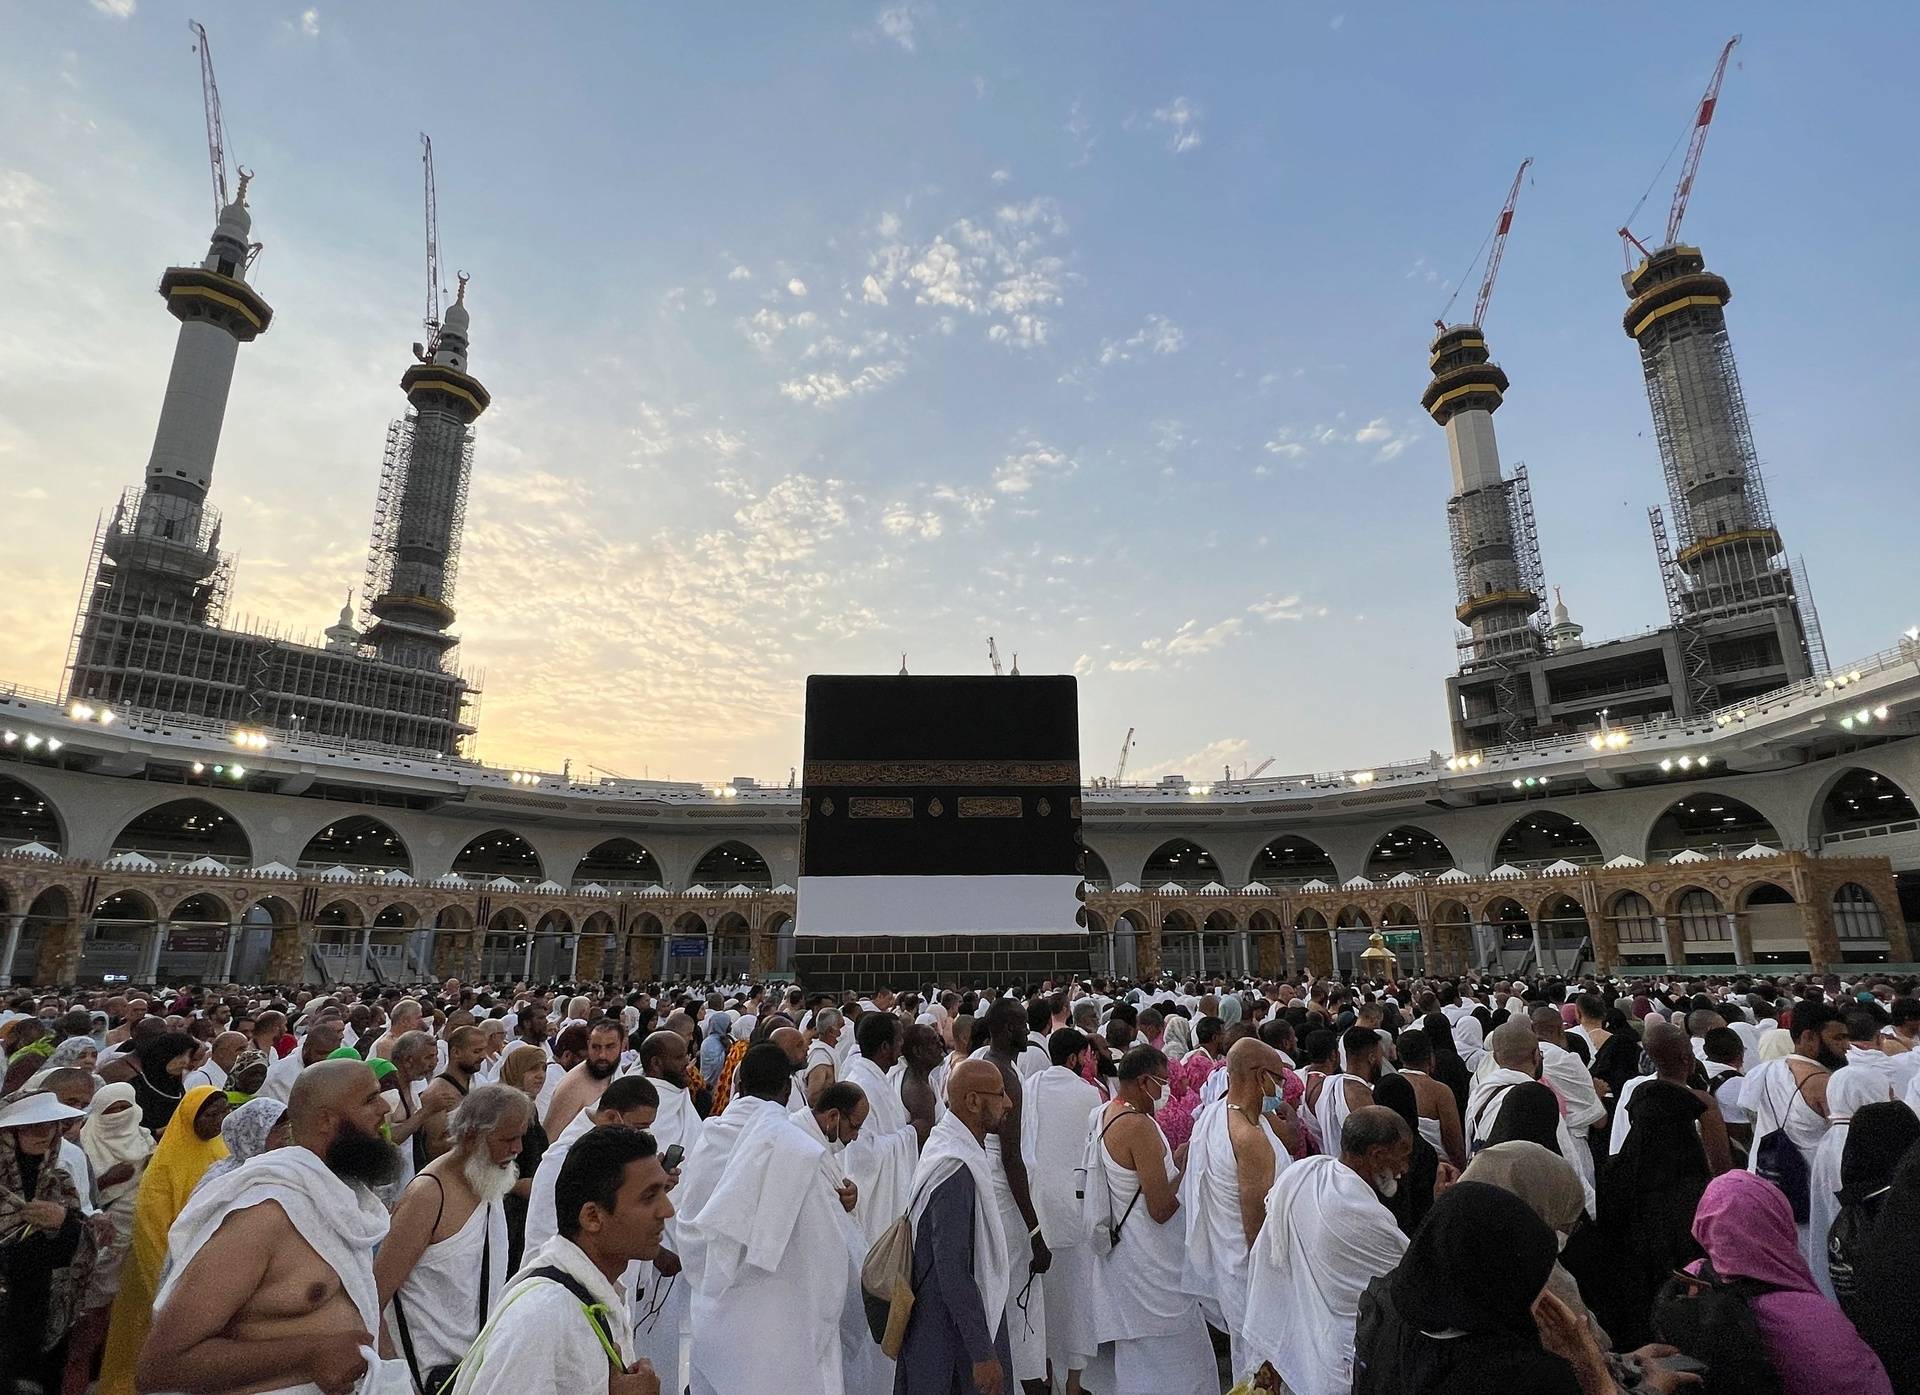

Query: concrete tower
<box><xmin>109</xmin><ymin>180</ymin><xmax>272</xmax><ymax>616</ymax></box>
<box><xmin>1423</xmin><ymin>325</ymin><xmax>1546</xmax><ymax>671</ymax></box>
<box><xmin>362</xmin><ymin>276</ymin><xmax>490</xmax><ymax>670</ymax></box>
<box><xmin>1623</xmin><ymin>245</ymin><xmax>1811</xmax><ymax>699</ymax></box>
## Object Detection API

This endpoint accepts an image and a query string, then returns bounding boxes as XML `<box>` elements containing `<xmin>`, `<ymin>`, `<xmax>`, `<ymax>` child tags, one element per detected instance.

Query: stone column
<box><xmin>749</xmin><ymin>929</ymin><xmax>775</xmax><ymax>979</ymax></box>
<box><xmin>142</xmin><ymin>921</ymin><xmax>168</xmax><ymax>981</ymax></box>
<box><xmin>356</xmin><ymin>926</ymin><xmax>375</xmax><ymax>983</ymax></box>
<box><xmin>576</xmin><ymin>933</ymin><xmax>606</xmax><ymax>982</ymax></box>
<box><xmin>521</xmin><ymin>934</ymin><xmax>536</xmax><ymax>981</ymax></box>
<box><xmin>34</xmin><ymin>915</ymin><xmax>84</xmax><ymax>985</ymax></box>
<box><xmin>217</xmin><ymin>922</ymin><xmax>238</xmax><ymax>982</ymax></box>
<box><xmin>1255</xmin><ymin>931</ymin><xmax>1284</xmax><ymax>978</ymax></box>
<box><xmin>1657</xmin><ymin>914</ymin><xmax>1682</xmax><ymax>968</ymax></box>
<box><xmin>1138</xmin><ymin>920</ymin><xmax>1162</xmax><ymax>980</ymax></box>
<box><xmin>0</xmin><ymin>913</ymin><xmax>23</xmax><ymax>987</ymax></box>
<box><xmin>704</xmin><ymin>931</ymin><xmax>716</xmax><ymax>982</ymax></box>
<box><xmin>1725</xmin><ymin>912</ymin><xmax>1750</xmax><ymax>967</ymax></box>
<box><xmin>266</xmin><ymin>922</ymin><xmax>311</xmax><ymax>983</ymax></box>
<box><xmin>1802</xmin><ymin>898</ymin><xmax>1842</xmax><ymax>974</ymax></box>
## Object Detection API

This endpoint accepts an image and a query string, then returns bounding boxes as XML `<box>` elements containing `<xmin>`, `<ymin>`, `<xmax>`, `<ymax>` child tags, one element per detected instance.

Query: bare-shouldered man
<box><xmin>137</xmin><ymin>1058</ymin><xmax>395</xmax><ymax>1395</ymax></box>
<box><xmin>980</xmin><ymin>998</ymin><xmax>1052</xmax><ymax>1395</ymax></box>
<box><xmin>900</xmin><ymin>1023</ymin><xmax>945</xmax><ymax>1146</ymax></box>
<box><xmin>1393</xmin><ymin>1028</ymin><xmax>1466</xmax><ymax>1168</ymax></box>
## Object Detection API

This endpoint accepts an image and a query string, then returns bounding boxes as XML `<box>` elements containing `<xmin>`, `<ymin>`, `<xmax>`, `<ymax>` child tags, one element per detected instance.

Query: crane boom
<box><xmin>1664</xmin><ymin>34</ymin><xmax>1740</xmax><ymax>247</ymax></box>
<box><xmin>987</xmin><ymin>635</ymin><xmax>1003</xmax><ymax>676</ymax></box>
<box><xmin>1472</xmin><ymin>157</ymin><xmax>1531</xmax><ymax>328</ymax></box>
<box><xmin>421</xmin><ymin>133</ymin><xmax>442</xmax><ymax>334</ymax></box>
<box><xmin>1114</xmin><ymin>726</ymin><xmax>1135</xmax><ymax>785</ymax></box>
<box><xmin>188</xmin><ymin>20</ymin><xmax>228</xmax><ymax>218</ymax></box>
<box><xmin>1248</xmin><ymin>757</ymin><xmax>1275</xmax><ymax>779</ymax></box>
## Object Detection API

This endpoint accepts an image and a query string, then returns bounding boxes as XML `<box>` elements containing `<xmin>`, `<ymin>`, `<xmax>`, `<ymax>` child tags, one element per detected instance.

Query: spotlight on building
<box><xmin>46</xmin><ymin>738</ymin><xmax>61</xmax><ymax>753</ymax></box>
<box><xmin>1</xmin><ymin>731</ymin><xmax>15</xmax><ymax>745</ymax></box>
<box><xmin>229</xmin><ymin>764</ymin><xmax>246</xmax><ymax>779</ymax></box>
<box><xmin>69</xmin><ymin>702</ymin><xmax>94</xmax><ymax>721</ymax></box>
<box><xmin>191</xmin><ymin>762</ymin><xmax>205</xmax><ymax>774</ymax></box>
<box><xmin>1350</xmin><ymin>770</ymin><xmax>1376</xmax><ymax>785</ymax></box>
<box><xmin>24</xmin><ymin>734</ymin><xmax>41</xmax><ymax>750</ymax></box>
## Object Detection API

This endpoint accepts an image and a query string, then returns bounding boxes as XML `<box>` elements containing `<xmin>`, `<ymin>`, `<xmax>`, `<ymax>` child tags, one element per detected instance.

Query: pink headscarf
<box><xmin>1689</xmin><ymin>1171</ymin><xmax>1893</xmax><ymax>1395</ymax></box>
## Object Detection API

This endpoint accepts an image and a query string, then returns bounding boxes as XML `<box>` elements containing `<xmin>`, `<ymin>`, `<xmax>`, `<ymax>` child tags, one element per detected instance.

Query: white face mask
<box><xmin>1373</xmin><ymin>1171</ymin><xmax>1400</xmax><ymax>1200</ymax></box>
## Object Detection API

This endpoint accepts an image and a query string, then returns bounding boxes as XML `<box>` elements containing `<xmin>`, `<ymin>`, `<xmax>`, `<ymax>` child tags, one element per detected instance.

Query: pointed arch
<box><xmin>111</xmin><ymin>798</ymin><xmax>251</xmax><ymax>864</ymax></box>
<box><xmin>1363</xmin><ymin>825</ymin><xmax>1454</xmax><ymax>878</ymax></box>
<box><xmin>1142</xmin><ymin>839</ymin><xmax>1219</xmax><ymax>890</ymax></box>
<box><xmin>451</xmin><ymin>830</ymin><xmax>543</xmax><ymax>880</ymax></box>
<box><xmin>1814</xmin><ymin>766</ymin><xmax>1919</xmax><ymax>845</ymax></box>
<box><xmin>1489</xmin><ymin>810</ymin><xmax>1601</xmax><ymax>869</ymax></box>
<box><xmin>1646</xmin><ymin>794</ymin><xmax>1780</xmax><ymax>861</ymax></box>
<box><xmin>573</xmin><ymin>837</ymin><xmax>664</xmax><ymax>887</ymax></box>
<box><xmin>0</xmin><ymin>771</ymin><xmax>64</xmax><ymax>853</ymax></box>
<box><xmin>299</xmin><ymin>815</ymin><xmax>413</xmax><ymax>875</ymax></box>
<box><xmin>1248</xmin><ymin>834</ymin><xmax>1338</xmax><ymax>885</ymax></box>
<box><xmin>691</xmin><ymin>841</ymin><xmax>771</xmax><ymax>889</ymax></box>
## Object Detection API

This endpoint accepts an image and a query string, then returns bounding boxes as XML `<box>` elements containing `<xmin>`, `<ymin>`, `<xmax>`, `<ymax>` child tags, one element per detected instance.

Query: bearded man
<box><xmin>374</xmin><ymin>1084</ymin><xmax>529</xmax><ymax>1390</ymax></box>
<box><xmin>544</xmin><ymin>1020</ymin><xmax>626</xmax><ymax>1138</ymax></box>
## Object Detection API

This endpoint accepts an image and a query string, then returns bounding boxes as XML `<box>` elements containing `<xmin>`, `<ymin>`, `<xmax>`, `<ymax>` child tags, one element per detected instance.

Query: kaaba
<box><xmin>792</xmin><ymin>674</ymin><xmax>1091</xmax><ymax>992</ymax></box>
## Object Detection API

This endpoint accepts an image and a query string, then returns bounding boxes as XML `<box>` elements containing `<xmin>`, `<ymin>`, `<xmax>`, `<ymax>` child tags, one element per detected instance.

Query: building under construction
<box><xmin>64</xmin><ymin>35</ymin><xmax>478</xmax><ymax>757</ymax></box>
<box><xmin>1437</xmin><ymin>38</ymin><xmax>1823</xmax><ymax>753</ymax></box>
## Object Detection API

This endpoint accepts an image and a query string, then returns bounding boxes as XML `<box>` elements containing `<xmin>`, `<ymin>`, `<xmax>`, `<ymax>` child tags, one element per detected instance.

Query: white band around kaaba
<box><xmin>795</xmin><ymin>874</ymin><xmax>1085</xmax><ymax>936</ymax></box>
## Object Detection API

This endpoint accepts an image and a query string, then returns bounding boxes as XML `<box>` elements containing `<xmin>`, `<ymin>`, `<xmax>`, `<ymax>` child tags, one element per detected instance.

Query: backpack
<box><xmin>1651</xmin><ymin>1262</ymin><xmax>1784</xmax><ymax>1395</ymax></box>
<box><xmin>1081</xmin><ymin>1108</ymin><xmax>1144</xmax><ymax>1252</ymax></box>
<box><xmin>860</xmin><ymin>1211</ymin><xmax>916</xmax><ymax>1357</ymax></box>
<box><xmin>1753</xmin><ymin>1068</ymin><xmax>1816</xmax><ymax>1221</ymax></box>
<box><xmin>1826</xmin><ymin>1187</ymin><xmax>1888</xmax><ymax>1322</ymax></box>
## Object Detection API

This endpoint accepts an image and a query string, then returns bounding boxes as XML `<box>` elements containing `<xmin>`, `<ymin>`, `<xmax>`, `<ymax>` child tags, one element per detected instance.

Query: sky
<box><xmin>3</xmin><ymin>2</ymin><xmax>1917</xmax><ymax>786</ymax></box>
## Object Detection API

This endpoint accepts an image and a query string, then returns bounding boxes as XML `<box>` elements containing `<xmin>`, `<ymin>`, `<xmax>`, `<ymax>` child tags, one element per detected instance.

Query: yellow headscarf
<box><xmin>97</xmin><ymin>1084</ymin><xmax>229</xmax><ymax>1395</ymax></box>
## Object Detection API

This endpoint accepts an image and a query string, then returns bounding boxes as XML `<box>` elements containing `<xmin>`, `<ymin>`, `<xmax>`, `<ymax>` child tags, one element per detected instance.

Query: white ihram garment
<box><xmin>791</xmin><ymin>1107</ymin><xmax>892</xmax><ymax>1395</ymax></box>
<box><xmin>840</xmin><ymin>1054</ymin><xmax>919</xmax><ymax>1246</ymax></box>
<box><xmin>1023</xmin><ymin>1064</ymin><xmax>1102</xmax><ymax>1378</ymax></box>
<box><xmin>453</xmin><ymin>1234</ymin><xmax>636</xmax><ymax>1395</ymax></box>
<box><xmin>1804</xmin><ymin>1066</ymin><xmax>1896</xmax><ymax>1300</ymax></box>
<box><xmin>1313</xmin><ymin>1072</ymin><xmax>1368</xmax><ymax>1155</ymax></box>
<box><xmin>387</xmin><ymin>1197</ymin><xmax>509</xmax><ymax>1370</ymax></box>
<box><xmin>1744</xmin><ymin>1056</ymin><xmax>1832</xmax><ymax>1177</ymax></box>
<box><xmin>684</xmin><ymin>1105</ymin><xmax>854</xmax><ymax>1395</ymax></box>
<box><xmin>1241</xmin><ymin>1154</ymin><xmax>1407</xmax><ymax>1395</ymax></box>
<box><xmin>631</xmin><ymin>1077</ymin><xmax>700</xmax><ymax>1386</ymax></box>
<box><xmin>1466</xmin><ymin>1066</ymin><xmax>1595</xmax><ymax>1212</ymax></box>
<box><xmin>159</xmin><ymin>1146</ymin><xmax>389</xmax><ymax>1395</ymax></box>
<box><xmin>905</xmin><ymin>1111</ymin><xmax>1012</xmax><ymax>1335</ymax></box>
<box><xmin>1087</xmin><ymin>1106</ymin><xmax>1214</xmax><ymax>1395</ymax></box>
<box><xmin>1182</xmin><ymin>1098</ymin><xmax>1288</xmax><ymax>1380</ymax></box>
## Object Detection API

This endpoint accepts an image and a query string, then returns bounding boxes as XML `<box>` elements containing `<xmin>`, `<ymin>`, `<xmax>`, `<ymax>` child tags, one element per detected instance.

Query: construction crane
<box><xmin>1435</xmin><ymin>156</ymin><xmax>1532</xmax><ymax>332</ymax></box>
<box><xmin>414</xmin><ymin>133</ymin><xmax>444</xmax><ymax>362</ymax></box>
<box><xmin>188</xmin><ymin>20</ymin><xmax>230</xmax><ymax>218</ymax></box>
<box><xmin>1113</xmin><ymin>727</ymin><xmax>1136</xmax><ymax>785</ymax></box>
<box><xmin>987</xmin><ymin>636</ymin><xmax>1002</xmax><ymax>676</ymax></box>
<box><xmin>1248</xmin><ymin>757</ymin><xmax>1275</xmax><ymax>779</ymax></box>
<box><xmin>1619</xmin><ymin>35</ymin><xmax>1741</xmax><ymax>262</ymax></box>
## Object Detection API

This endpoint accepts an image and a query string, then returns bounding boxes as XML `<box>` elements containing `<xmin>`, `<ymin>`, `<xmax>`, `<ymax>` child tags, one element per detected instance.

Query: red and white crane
<box><xmin>1619</xmin><ymin>34</ymin><xmax>1741</xmax><ymax>262</ymax></box>
<box><xmin>1435</xmin><ymin>156</ymin><xmax>1532</xmax><ymax>332</ymax></box>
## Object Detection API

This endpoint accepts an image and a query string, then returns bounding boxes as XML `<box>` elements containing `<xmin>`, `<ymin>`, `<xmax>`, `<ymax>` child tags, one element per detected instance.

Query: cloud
<box><xmin>861</xmin><ymin>197</ymin><xmax>1070</xmax><ymax>349</ymax></box>
<box><xmin>778</xmin><ymin>361</ymin><xmax>905</xmax><ymax>406</ymax></box>
<box><xmin>872</xmin><ymin>3</ymin><xmax>925</xmax><ymax>51</ymax></box>
<box><xmin>787</xmin><ymin>277</ymin><xmax>809</xmax><ymax>297</ymax></box>
<box><xmin>1264</xmin><ymin>418</ymin><xmax>1416</xmax><ymax>461</ymax></box>
<box><xmin>1150</xmin><ymin>97</ymin><xmax>1202</xmax><ymax>154</ymax></box>
<box><xmin>727</xmin><ymin>264</ymin><xmax>753</xmax><ymax>281</ymax></box>
<box><xmin>1106</xmin><ymin>615</ymin><xmax>1243</xmax><ymax>671</ymax></box>
<box><xmin>1132</xmin><ymin>736</ymin><xmax>1253</xmax><ymax>784</ymax></box>
<box><xmin>1353</xmin><ymin>417</ymin><xmax>1417</xmax><ymax>460</ymax></box>
<box><xmin>880</xmin><ymin>506</ymin><xmax>944</xmax><ymax>539</ymax></box>
<box><xmin>992</xmin><ymin>440</ymin><xmax>1076</xmax><ymax>495</ymax></box>
<box><xmin>89</xmin><ymin>0</ymin><xmax>135</xmax><ymax>16</ymax></box>
<box><xmin>990</xmin><ymin>169</ymin><xmax>1011</xmax><ymax>185</ymax></box>
<box><xmin>1248</xmin><ymin>594</ymin><xmax>1310</xmax><ymax>622</ymax></box>
<box><xmin>1098</xmin><ymin>313</ymin><xmax>1185</xmax><ymax>366</ymax></box>
<box><xmin>299</xmin><ymin>8</ymin><xmax>320</xmax><ymax>37</ymax></box>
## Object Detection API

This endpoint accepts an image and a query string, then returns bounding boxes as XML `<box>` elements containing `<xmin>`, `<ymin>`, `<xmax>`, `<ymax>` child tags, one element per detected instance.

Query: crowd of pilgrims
<box><xmin>2</xmin><ymin>968</ymin><xmax>1919</xmax><ymax>1395</ymax></box>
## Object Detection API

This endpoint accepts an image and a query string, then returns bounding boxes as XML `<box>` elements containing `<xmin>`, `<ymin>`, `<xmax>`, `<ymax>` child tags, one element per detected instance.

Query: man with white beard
<box><xmin>1182</xmin><ymin>1038</ymin><xmax>1296</xmax><ymax>1381</ymax></box>
<box><xmin>629</xmin><ymin>1029</ymin><xmax>703</xmax><ymax>1387</ymax></box>
<box><xmin>684</xmin><ymin>1052</ymin><xmax>858</xmax><ymax>1395</ymax></box>
<box><xmin>1241</xmin><ymin>1107</ymin><xmax>1411</xmax><ymax>1395</ymax></box>
<box><xmin>805</xmin><ymin>1007</ymin><xmax>846</xmax><ymax>1105</ymax></box>
<box><xmin>375</xmin><ymin>1084</ymin><xmax>528</xmax><ymax>1390</ymax></box>
<box><xmin>1023</xmin><ymin>1028</ymin><xmax>1103</xmax><ymax>1395</ymax></box>
<box><xmin>839</xmin><ymin>1011</ymin><xmax>920</xmax><ymax>1245</ymax></box>
<box><xmin>1088</xmin><ymin>1045</ymin><xmax>1215</xmax><ymax>1395</ymax></box>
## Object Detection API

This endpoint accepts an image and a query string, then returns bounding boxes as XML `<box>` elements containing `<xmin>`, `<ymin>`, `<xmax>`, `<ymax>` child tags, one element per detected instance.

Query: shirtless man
<box><xmin>138</xmin><ymin>1059</ymin><xmax>392</xmax><ymax>1395</ymax></box>
<box><xmin>368</xmin><ymin>998</ymin><xmax>425</xmax><ymax>1061</ymax></box>
<box><xmin>1393</xmin><ymin>1028</ymin><xmax>1466</xmax><ymax>1167</ymax></box>
<box><xmin>418</xmin><ymin>1024</ymin><xmax>487</xmax><ymax>1162</ymax></box>
<box><xmin>899</xmin><ymin>1023</ymin><xmax>945</xmax><ymax>1146</ymax></box>
<box><xmin>544</xmin><ymin>1019</ymin><xmax>625</xmax><ymax>1138</ymax></box>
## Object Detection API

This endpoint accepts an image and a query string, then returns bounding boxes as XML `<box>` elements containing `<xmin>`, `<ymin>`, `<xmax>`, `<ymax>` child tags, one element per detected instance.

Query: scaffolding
<box><xmin>362</xmin><ymin>407</ymin><xmax>474</xmax><ymax>631</ymax></box>
<box><xmin>1449</xmin><ymin>463</ymin><xmax>1548</xmax><ymax>667</ymax></box>
<box><xmin>1791</xmin><ymin>555</ymin><xmax>1832</xmax><ymax>677</ymax></box>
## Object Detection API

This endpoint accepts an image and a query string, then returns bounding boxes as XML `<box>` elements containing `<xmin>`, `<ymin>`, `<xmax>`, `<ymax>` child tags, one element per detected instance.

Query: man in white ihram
<box><xmin>1241</xmin><ymin>1107</ymin><xmax>1411</xmax><ymax>1395</ymax></box>
<box><xmin>838</xmin><ymin>1011</ymin><xmax>921</xmax><ymax>1245</ymax></box>
<box><xmin>1087</xmin><ymin>1046</ymin><xmax>1214</xmax><ymax>1395</ymax></box>
<box><xmin>1183</xmin><ymin>1038</ymin><xmax>1296</xmax><ymax>1381</ymax></box>
<box><xmin>1467</xmin><ymin>1022</ymin><xmax>1594</xmax><ymax>1210</ymax></box>
<box><xmin>682</xmin><ymin>1044</ymin><xmax>858</xmax><ymax>1395</ymax></box>
<box><xmin>1023</xmin><ymin>1028</ymin><xmax>1103</xmax><ymax>1395</ymax></box>
<box><xmin>626</xmin><ymin>1030</ymin><xmax>702</xmax><ymax>1388</ymax></box>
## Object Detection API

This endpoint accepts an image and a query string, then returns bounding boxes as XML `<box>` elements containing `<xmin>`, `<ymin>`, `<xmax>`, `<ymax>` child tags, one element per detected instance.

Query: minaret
<box><xmin>1422</xmin><ymin>325</ymin><xmax>1545</xmax><ymax>667</ymax></box>
<box><xmin>1622</xmin><ymin>245</ymin><xmax>1802</xmax><ymax>634</ymax></box>
<box><xmin>1546</xmin><ymin>586</ymin><xmax>1585</xmax><ymax>653</ymax></box>
<box><xmin>363</xmin><ymin>275</ymin><xmax>490</xmax><ymax>669</ymax></box>
<box><xmin>105</xmin><ymin>178</ymin><xmax>273</xmax><ymax>615</ymax></box>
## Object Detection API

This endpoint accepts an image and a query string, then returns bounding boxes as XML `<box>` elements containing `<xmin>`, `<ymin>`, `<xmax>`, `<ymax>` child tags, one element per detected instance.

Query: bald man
<box><xmin>1183</xmin><ymin>1038</ymin><xmax>1297</xmax><ymax>1379</ymax></box>
<box><xmin>187</xmin><ymin>1030</ymin><xmax>248</xmax><ymax>1094</ymax></box>
<box><xmin>139</xmin><ymin>1059</ymin><xmax>394</xmax><ymax>1395</ymax></box>
<box><xmin>770</xmin><ymin>1025</ymin><xmax>810</xmax><ymax>1111</ymax></box>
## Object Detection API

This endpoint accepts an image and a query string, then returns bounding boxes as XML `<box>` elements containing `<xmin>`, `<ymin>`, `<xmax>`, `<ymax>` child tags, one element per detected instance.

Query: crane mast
<box><xmin>1114</xmin><ymin>726</ymin><xmax>1135</xmax><ymax>785</ymax></box>
<box><xmin>1472</xmin><ymin>157</ymin><xmax>1531</xmax><ymax>328</ymax></box>
<box><xmin>188</xmin><ymin>19</ymin><xmax>229</xmax><ymax>219</ymax></box>
<box><xmin>421</xmin><ymin>132</ymin><xmax>442</xmax><ymax>341</ymax></box>
<box><xmin>1619</xmin><ymin>34</ymin><xmax>1740</xmax><ymax>261</ymax></box>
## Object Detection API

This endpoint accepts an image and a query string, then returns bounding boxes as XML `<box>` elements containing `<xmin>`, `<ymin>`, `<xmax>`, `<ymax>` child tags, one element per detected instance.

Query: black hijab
<box><xmin>1376</xmin><ymin>1072</ymin><xmax>1439</xmax><ymax>1236</ymax></box>
<box><xmin>1487</xmin><ymin>1082</ymin><xmax>1563</xmax><ymax>1154</ymax></box>
<box><xmin>1851</xmin><ymin>1136</ymin><xmax>1920</xmax><ymax>1395</ymax></box>
<box><xmin>1420</xmin><ymin>1012</ymin><xmax>1473</xmax><ymax>1114</ymax></box>
<box><xmin>1838</xmin><ymin>1100</ymin><xmax>1920</xmax><ymax>1205</ymax></box>
<box><xmin>1354</xmin><ymin>1182</ymin><xmax>1576</xmax><ymax>1395</ymax></box>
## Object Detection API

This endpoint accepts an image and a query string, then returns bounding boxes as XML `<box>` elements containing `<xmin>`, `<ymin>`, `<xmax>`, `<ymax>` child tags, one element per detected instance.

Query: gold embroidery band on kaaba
<box><xmin>957</xmin><ymin>797</ymin><xmax>1023</xmax><ymax>819</ymax></box>
<box><xmin>848</xmin><ymin>797</ymin><xmax>915</xmax><ymax>819</ymax></box>
<box><xmin>804</xmin><ymin>760</ymin><xmax>1077</xmax><ymax>787</ymax></box>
